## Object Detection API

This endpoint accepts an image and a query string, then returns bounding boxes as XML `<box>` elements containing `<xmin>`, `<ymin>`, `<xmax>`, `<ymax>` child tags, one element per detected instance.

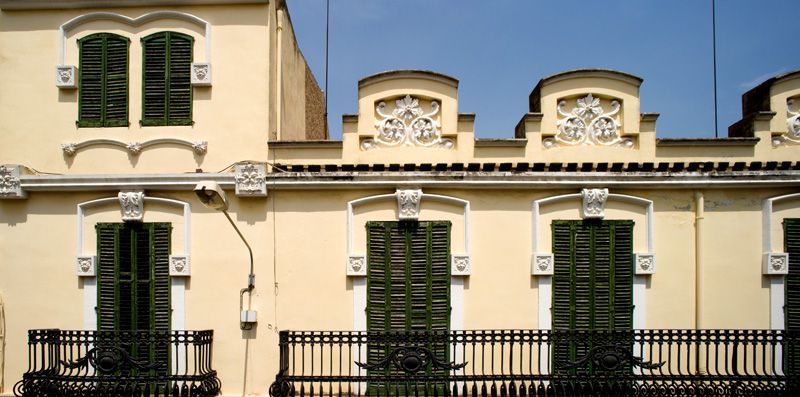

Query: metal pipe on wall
<box><xmin>694</xmin><ymin>191</ymin><xmax>706</xmax><ymax>375</ymax></box>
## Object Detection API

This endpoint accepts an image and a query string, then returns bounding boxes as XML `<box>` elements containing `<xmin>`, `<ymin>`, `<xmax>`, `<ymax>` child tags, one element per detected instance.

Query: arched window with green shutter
<box><xmin>78</xmin><ymin>33</ymin><xmax>130</xmax><ymax>127</ymax></box>
<box><xmin>141</xmin><ymin>32</ymin><xmax>194</xmax><ymax>126</ymax></box>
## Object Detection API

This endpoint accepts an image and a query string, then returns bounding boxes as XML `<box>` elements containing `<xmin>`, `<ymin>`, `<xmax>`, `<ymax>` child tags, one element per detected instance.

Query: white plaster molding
<box><xmin>234</xmin><ymin>163</ymin><xmax>267</xmax><ymax>197</ymax></box>
<box><xmin>546</xmin><ymin>93</ymin><xmax>633</xmax><ymax>149</ymax></box>
<box><xmin>55</xmin><ymin>65</ymin><xmax>77</xmax><ymax>88</ymax></box>
<box><xmin>77</xmin><ymin>196</ymin><xmax>191</xmax><ymax>330</ymax></box>
<box><xmin>0</xmin><ymin>164</ymin><xmax>26</xmax><ymax>199</ymax></box>
<box><xmin>59</xmin><ymin>11</ymin><xmax>211</xmax><ymax>65</ymax></box>
<box><xmin>581</xmin><ymin>188</ymin><xmax>609</xmax><ymax>219</ymax></box>
<box><xmin>451</xmin><ymin>254</ymin><xmax>471</xmax><ymax>276</ymax></box>
<box><xmin>62</xmin><ymin>138</ymin><xmax>208</xmax><ymax>157</ymax></box>
<box><xmin>170</xmin><ymin>255</ymin><xmax>191</xmax><ymax>276</ymax></box>
<box><xmin>191</xmin><ymin>62</ymin><xmax>212</xmax><ymax>86</ymax></box>
<box><xmin>762</xmin><ymin>192</ymin><xmax>800</xmax><ymax>330</ymax></box>
<box><xmin>774</xmin><ymin>98</ymin><xmax>800</xmax><ymax>147</ymax></box>
<box><xmin>531</xmin><ymin>253</ymin><xmax>554</xmax><ymax>275</ymax></box>
<box><xmin>635</xmin><ymin>253</ymin><xmax>656</xmax><ymax>275</ymax></box>
<box><xmin>362</xmin><ymin>95</ymin><xmax>454</xmax><ymax>150</ymax></box>
<box><xmin>532</xmin><ymin>192</ymin><xmax>654</xmax><ymax>336</ymax></box>
<box><xmin>763</xmin><ymin>253</ymin><xmax>789</xmax><ymax>275</ymax></box>
<box><xmin>76</xmin><ymin>255</ymin><xmax>96</xmax><ymax>276</ymax></box>
<box><xmin>118</xmin><ymin>191</ymin><xmax>145</xmax><ymax>221</ymax></box>
<box><xmin>396</xmin><ymin>189</ymin><xmax>422</xmax><ymax>220</ymax></box>
<box><xmin>348</xmin><ymin>192</ymin><xmax>470</xmax><ymax>330</ymax></box>
<box><xmin>347</xmin><ymin>255</ymin><xmax>366</xmax><ymax>277</ymax></box>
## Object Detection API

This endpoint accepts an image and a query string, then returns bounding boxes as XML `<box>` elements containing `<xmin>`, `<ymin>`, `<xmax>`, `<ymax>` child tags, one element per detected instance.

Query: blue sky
<box><xmin>288</xmin><ymin>0</ymin><xmax>798</xmax><ymax>139</ymax></box>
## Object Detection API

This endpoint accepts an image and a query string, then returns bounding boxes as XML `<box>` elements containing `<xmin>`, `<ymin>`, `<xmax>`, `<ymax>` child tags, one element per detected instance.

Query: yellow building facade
<box><xmin>1</xmin><ymin>2</ymin><xmax>800</xmax><ymax>397</ymax></box>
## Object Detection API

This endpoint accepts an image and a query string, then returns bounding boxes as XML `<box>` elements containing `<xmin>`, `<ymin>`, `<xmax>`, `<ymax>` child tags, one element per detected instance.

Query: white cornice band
<box><xmin>18</xmin><ymin>172</ymin><xmax>800</xmax><ymax>192</ymax></box>
<box><xmin>59</xmin><ymin>11</ymin><xmax>211</xmax><ymax>64</ymax></box>
<box><xmin>62</xmin><ymin>138</ymin><xmax>208</xmax><ymax>157</ymax></box>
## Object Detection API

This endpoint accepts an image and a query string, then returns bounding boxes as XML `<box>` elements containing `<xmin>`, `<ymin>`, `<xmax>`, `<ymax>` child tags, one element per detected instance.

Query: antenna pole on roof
<box><xmin>324</xmin><ymin>0</ymin><xmax>330</xmax><ymax>131</ymax></box>
<box><xmin>712</xmin><ymin>0</ymin><xmax>719</xmax><ymax>138</ymax></box>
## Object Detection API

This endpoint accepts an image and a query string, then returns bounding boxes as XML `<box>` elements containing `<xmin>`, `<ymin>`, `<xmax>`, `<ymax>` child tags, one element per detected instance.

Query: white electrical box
<box><xmin>241</xmin><ymin>310</ymin><xmax>258</xmax><ymax>324</ymax></box>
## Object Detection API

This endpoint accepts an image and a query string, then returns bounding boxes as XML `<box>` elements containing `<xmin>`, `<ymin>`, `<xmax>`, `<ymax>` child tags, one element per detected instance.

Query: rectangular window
<box><xmin>96</xmin><ymin>222</ymin><xmax>171</xmax><ymax>332</ymax></box>
<box><xmin>366</xmin><ymin>221</ymin><xmax>450</xmax><ymax>394</ymax></box>
<box><xmin>78</xmin><ymin>33</ymin><xmax>130</xmax><ymax>127</ymax></box>
<box><xmin>141</xmin><ymin>32</ymin><xmax>193</xmax><ymax>126</ymax></box>
<box><xmin>551</xmin><ymin>219</ymin><xmax>634</xmax><ymax>376</ymax></box>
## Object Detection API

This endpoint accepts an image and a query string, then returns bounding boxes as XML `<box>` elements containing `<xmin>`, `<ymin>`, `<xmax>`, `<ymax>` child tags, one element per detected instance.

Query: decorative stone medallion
<box><xmin>235</xmin><ymin>163</ymin><xmax>267</xmax><ymax>197</ymax></box>
<box><xmin>581</xmin><ymin>188</ymin><xmax>609</xmax><ymax>219</ymax></box>
<box><xmin>347</xmin><ymin>255</ymin><xmax>366</xmax><ymax>276</ymax></box>
<box><xmin>0</xmin><ymin>164</ymin><xmax>26</xmax><ymax>199</ymax></box>
<box><xmin>545</xmin><ymin>93</ymin><xmax>632</xmax><ymax>149</ymax></box>
<box><xmin>118</xmin><ymin>191</ymin><xmax>145</xmax><ymax>222</ymax></box>
<box><xmin>170</xmin><ymin>255</ymin><xmax>191</xmax><ymax>276</ymax></box>
<box><xmin>451</xmin><ymin>254</ymin><xmax>471</xmax><ymax>276</ymax></box>
<box><xmin>76</xmin><ymin>255</ymin><xmax>96</xmax><ymax>276</ymax></box>
<box><xmin>191</xmin><ymin>63</ymin><xmax>212</xmax><ymax>86</ymax></box>
<box><xmin>635</xmin><ymin>253</ymin><xmax>656</xmax><ymax>275</ymax></box>
<box><xmin>55</xmin><ymin>65</ymin><xmax>77</xmax><ymax>88</ymax></box>
<box><xmin>396</xmin><ymin>189</ymin><xmax>422</xmax><ymax>220</ymax></box>
<box><xmin>532</xmin><ymin>253</ymin><xmax>554</xmax><ymax>276</ymax></box>
<box><xmin>762</xmin><ymin>253</ymin><xmax>789</xmax><ymax>275</ymax></box>
<box><xmin>362</xmin><ymin>95</ymin><xmax>454</xmax><ymax>150</ymax></box>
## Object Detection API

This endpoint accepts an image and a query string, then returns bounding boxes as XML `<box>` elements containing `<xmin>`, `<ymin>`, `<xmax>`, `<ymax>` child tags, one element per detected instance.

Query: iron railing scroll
<box><xmin>270</xmin><ymin>329</ymin><xmax>800</xmax><ymax>397</ymax></box>
<box><xmin>14</xmin><ymin>329</ymin><xmax>220</xmax><ymax>397</ymax></box>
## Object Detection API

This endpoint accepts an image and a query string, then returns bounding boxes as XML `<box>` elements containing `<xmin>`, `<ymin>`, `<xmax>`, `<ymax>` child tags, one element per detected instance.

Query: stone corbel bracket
<box><xmin>56</xmin><ymin>65</ymin><xmax>77</xmax><ymax>88</ymax></box>
<box><xmin>119</xmin><ymin>191</ymin><xmax>145</xmax><ymax>222</ymax></box>
<box><xmin>76</xmin><ymin>255</ymin><xmax>96</xmax><ymax>276</ymax></box>
<box><xmin>762</xmin><ymin>252</ymin><xmax>789</xmax><ymax>275</ymax></box>
<box><xmin>0</xmin><ymin>164</ymin><xmax>27</xmax><ymax>199</ymax></box>
<box><xmin>581</xmin><ymin>188</ymin><xmax>609</xmax><ymax>219</ymax></box>
<box><xmin>347</xmin><ymin>254</ymin><xmax>366</xmax><ymax>276</ymax></box>
<box><xmin>396</xmin><ymin>189</ymin><xmax>422</xmax><ymax>220</ymax></box>
<box><xmin>531</xmin><ymin>253</ymin><xmax>553</xmax><ymax>276</ymax></box>
<box><xmin>62</xmin><ymin>138</ymin><xmax>207</xmax><ymax>157</ymax></box>
<box><xmin>635</xmin><ymin>253</ymin><xmax>656</xmax><ymax>275</ymax></box>
<box><xmin>170</xmin><ymin>255</ymin><xmax>191</xmax><ymax>276</ymax></box>
<box><xmin>451</xmin><ymin>254</ymin><xmax>471</xmax><ymax>276</ymax></box>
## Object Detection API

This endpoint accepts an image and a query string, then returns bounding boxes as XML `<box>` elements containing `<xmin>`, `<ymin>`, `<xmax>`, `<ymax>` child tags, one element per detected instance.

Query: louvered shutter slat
<box><xmin>78</xmin><ymin>36</ymin><xmax>104</xmax><ymax>126</ymax></box>
<box><xmin>142</xmin><ymin>34</ymin><xmax>167</xmax><ymax>125</ymax></box>
<box><xmin>103</xmin><ymin>36</ymin><xmax>129</xmax><ymax>126</ymax></box>
<box><xmin>142</xmin><ymin>32</ymin><xmax>193</xmax><ymax>126</ymax></box>
<box><xmin>96</xmin><ymin>224</ymin><xmax>120</xmax><ymax>331</ymax></box>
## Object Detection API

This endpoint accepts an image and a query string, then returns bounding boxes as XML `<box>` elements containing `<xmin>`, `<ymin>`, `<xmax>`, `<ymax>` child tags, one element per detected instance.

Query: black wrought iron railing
<box><xmin>270</xmin><ymin>329</ymin><xmax>800</xmax><ymax>397</ymax></box>
<box><xmin>14</xmin><ymin>329</ymin><xmax>221</xmax><ymax>397</ymax></box>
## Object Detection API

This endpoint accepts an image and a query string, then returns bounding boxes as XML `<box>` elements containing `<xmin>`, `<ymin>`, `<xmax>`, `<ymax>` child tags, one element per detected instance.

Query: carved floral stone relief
<box><xmin>118</xmin><ymin>191</ymin><xmax>145</xmax><ymax>222</ymax></box>
<box><xmin>0</xmin><ymin>165</ymin><xmax>25</xmax><ymax>199</ymax></box>
<box><xmin>361</xmin><ymin>95</ymin><xmax>454</xmax><ymax>150</ymax></box>
<box><xmin>581</xmin><ymin>188</ymin><xmax>609</xmax><ymax>219</ymax></box>
<box><xmin>774</xmin><ymin>98</ymin><xmax>800</xmax><ymax>146</ymax></box>
<box><xmin>545</xmin><ymin>94</ymin><xmax>633</xmax><ymax>149</ymax></box>
<box><xmin>235</xmin><ymin>163</ymin><xmax>267</xmax><ymax>197</ymax></box>
<box><xmin>396</xmin><ymin>189</ymin><xmax>422</xmax><ymax>220</ymax></box>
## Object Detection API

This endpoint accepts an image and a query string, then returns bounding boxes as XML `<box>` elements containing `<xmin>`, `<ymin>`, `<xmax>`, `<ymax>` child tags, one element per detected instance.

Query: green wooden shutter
<box><xmin>366</xmin><ymin>221</ymin><xmax>450</xmax><ymax>394</ymax></box>
<box><xmin>78</xmin><ymin>33</ymin><xmax>129</xmax><ymax>127</ymax></box>
<box><xmin>96</xmin><ymin>223</ymin><xmax>171</xmax><ymax>333</ymax></box>
<box><xmin>785</xmin><ymin>219</ymin><xmax>800</xmax><ymax>375</ymax></box>
<box><xmin>552</xmin><ymin>220</ymin><xmax>633</xmax><ymax>331</ymax></box>
<box><xmin>141</xmin><ymin>32</ymin><xmax>193</xmax><ymax>126</ymax></box>
<box><xmin>96</xmin><ymin>224</ymin><xmax>121</xmax><ymax>331</ymax></box>
<box><xmin>367</xmin><ymin>221</ymin><xmax>450</xmax><ymax>333</ymax></box>
<box><xmin>78</xmin><ymin>35</ymin><xmax>104</xmax><ymax>127</ymax></box>
<box><xmin>151</xmin><ymin>223</ymin><xmax>172</xmax><ymax>333</ymax></box>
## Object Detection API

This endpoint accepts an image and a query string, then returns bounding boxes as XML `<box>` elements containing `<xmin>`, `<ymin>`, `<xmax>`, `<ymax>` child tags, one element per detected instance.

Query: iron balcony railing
<box><xmin>270</xmin><ymin>329</ymin><xmax>800</xmax><ymax>397</ymax></box>
<box><xmin>14</xmin><ymin>329</ymin><xmax>221</xmax><ymax>397</ymax></box>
